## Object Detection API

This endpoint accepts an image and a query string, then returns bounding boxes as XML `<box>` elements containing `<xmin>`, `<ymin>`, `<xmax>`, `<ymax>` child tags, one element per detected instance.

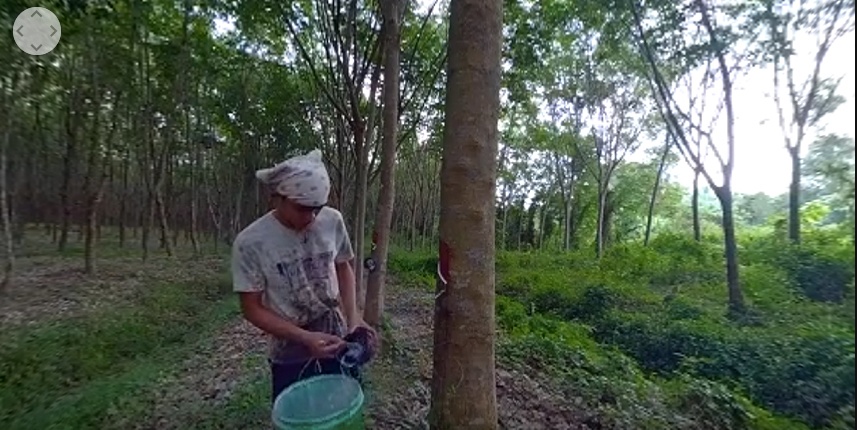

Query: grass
<box><xmin>0</xmin><ymin>228</ymin><xmax>243</xmax><ymax>429</ymax></box>
<box><xmin>191</xmin><ymin>375</ymin><xmax>270</xmax><ymax>430</ymax></box>
<box><xmin>0</xmin><ymin>278</ymin><xmax>238</xmax><ymax>429</ymax></box>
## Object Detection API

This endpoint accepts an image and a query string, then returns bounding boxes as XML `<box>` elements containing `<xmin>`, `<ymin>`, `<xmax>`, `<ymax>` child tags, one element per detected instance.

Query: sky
<box><xmin>664</xmin><ymin>31</ymin><xmax>856</xmax><ymax>196</ymax></box>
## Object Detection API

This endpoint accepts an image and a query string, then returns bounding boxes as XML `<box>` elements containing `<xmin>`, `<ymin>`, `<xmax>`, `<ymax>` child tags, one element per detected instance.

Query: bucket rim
<box><xmin>272</xmin><ymin>374</ymin><xmax>364</xmax><ymax>426</ymax></box>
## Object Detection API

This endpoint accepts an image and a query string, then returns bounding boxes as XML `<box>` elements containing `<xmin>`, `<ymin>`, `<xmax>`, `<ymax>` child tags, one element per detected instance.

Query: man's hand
<box><xmin>348</xmin><ymin>319</ymin><xmax>380</xmax><ymax>352</ymax></box>
<box><xmin>300</xmin><ymin>331</ymin><xmax>345</xmax><ymax>359</ymax></box>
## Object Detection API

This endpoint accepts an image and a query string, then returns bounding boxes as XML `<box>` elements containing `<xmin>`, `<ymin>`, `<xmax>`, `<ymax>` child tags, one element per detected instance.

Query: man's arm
<box><xmin>336</xmin><ymin>260</ymin><xmax>360</xmax><ymax>330</ymax></box>
<box><xmin>331</xmin><ymin>209</ymin><xmax>360</xmax><ymax>330</ymax></box>
<box><xmin>232</xmin><ymin>239</ymin><xmax>309</xmax><ymax>344</ymax></box>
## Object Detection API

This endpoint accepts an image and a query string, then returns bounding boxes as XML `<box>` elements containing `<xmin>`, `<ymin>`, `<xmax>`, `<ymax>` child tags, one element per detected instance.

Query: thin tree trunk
<box><xmin>0</xmin><ymin>76</ymin><xmax>14</xmax><ymax>293</ymax></box>
<box><xmin>119</xmin><ymin>146</ymin><xmax>129</xmax><ymax>247</ymax></box>
<box><xmin>538</xmin><ymin>201</ymin><xmax>548</xmax><ymax>249</ymax></box>
<box><xmin>602</xmin><ymin>190</ymin><xmax>615</xmax><ymax>249</ymax></box>
<box><xmin>595</xmin><ymin>185</ymin><xmax>607</xmax><ymax>258</ymax></box>
<box><xmin>716</xmin><ymin>186</ymin><xmax>744</xmax><ymax>314</ymax></box>
<box><xmin>58</xmin><ymin>63</ymin><xmax>79</xmax><ymax>252</ymax></box>
<box><xmin>645</xmin><ymin>137</ymin><xmax>671</xmax><ymax>246</ymax></box>
<box><xmin>692</xmin><ymin>169</ymin><xmax>701</xmax><ymax>241</ymax></box>
<box><xmin>85</xmin><ymin>100</ymin><xmax>121</xmax><ymax>274</ymax></box>
<box><xmin>353</xmin><ymin>61</ymin><xmax>382</xmax><ymax>309</ymax></box>
<box><xmin>189</xmin><ymin>116</ymin><xmax>200</xmax><ymax>253</ymax></box>
<box><xmin>696</xmin><ymin>0</ymin><xmax>744</xmax><ymax>314</ymax></box>
<box><xmin>787</xmin><ymin>146</ymin><xmax>801</xmax><ymax>243</ymax></box>
<box><xmin>364</xmin><ymin>0</ymin><xmax>403</xmax><ymax>327</ymax></box>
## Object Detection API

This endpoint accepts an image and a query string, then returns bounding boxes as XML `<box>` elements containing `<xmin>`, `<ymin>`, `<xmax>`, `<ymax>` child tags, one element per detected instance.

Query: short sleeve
<box><xmin>231</xmin><ymin>238</ymin><xmax>266</xmax><ymax>293</ymax></box>
<box><xmin>334</xmin><ymin>212</ymin><xmax>355</xmax><ymax>263</ymax></box>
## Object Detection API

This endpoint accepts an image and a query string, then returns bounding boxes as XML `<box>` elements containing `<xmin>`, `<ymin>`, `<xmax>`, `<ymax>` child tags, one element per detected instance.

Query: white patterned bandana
<box><xmin>255</xmin><ymin>149</ymin><xmax>331</xmax><ymax>207</ymax></box>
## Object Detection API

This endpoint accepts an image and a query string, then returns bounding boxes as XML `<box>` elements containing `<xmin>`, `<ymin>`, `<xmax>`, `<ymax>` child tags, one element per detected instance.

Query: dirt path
<box><xmin>367</xmin><ymin>285</ymin><xmax>588</xmax><ymax>430</ymax></box>
<box><xmin>0</xmin><ymin>254</ymin><xmax>225</xmax><ymax>329</ymax></box>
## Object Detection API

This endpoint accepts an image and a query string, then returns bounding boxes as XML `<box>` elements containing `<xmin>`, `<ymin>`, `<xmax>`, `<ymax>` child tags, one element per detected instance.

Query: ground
<box><xmin>0</xmin><ymin>233</ymin><xmax>581</xmax><ymax>429</ymax></box>
<box><xmin>366</xmin><ymin>286</ymin><xmax>587</xmax><ymax>430</ymax></box>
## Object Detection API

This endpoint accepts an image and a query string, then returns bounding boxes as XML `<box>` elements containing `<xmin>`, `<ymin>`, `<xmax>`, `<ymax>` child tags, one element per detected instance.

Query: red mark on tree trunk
<box><xmin>438</xmin><ymin>240</ymin><xmax>451</xmax><ymax>285</ymax></box>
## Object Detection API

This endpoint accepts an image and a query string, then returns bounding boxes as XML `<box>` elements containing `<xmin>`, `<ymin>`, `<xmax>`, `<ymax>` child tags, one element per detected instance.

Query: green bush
<box><xmin>388</xmin><ymin>237</ymin><xmax>855</xmax><ymax>428</ymax></box>
<box><xmin>742</xmin><ymin>231</ymin><xmax>855</xmax><ymax>303</ymax></box>
<box><xmin>593</xmin><ymin>309</ymin><xmax>855</xmax><ymax>427</ymax></box>
<box><xmin>600</xmin><ymin>235</ymin><xmax>723</xmax><ymax>289</ymax></box>
<box><xmin>784</xmin><ymin>247</ymin><xmax>853</xmax><ymax>302</ymax></box>
<box><xmin>386</xmin><ymin>250</ymin><xmax>436</xmax><ymax>291</ymax></box>
<box><xmin>495</xmin><ymin>296</ymin><xmax>808</xmax><ymax>430</ymax></box>
<box><xmin>494</xmin><ymin>244</ymin><xmax>854</xmax><ymax>427</ymax></box>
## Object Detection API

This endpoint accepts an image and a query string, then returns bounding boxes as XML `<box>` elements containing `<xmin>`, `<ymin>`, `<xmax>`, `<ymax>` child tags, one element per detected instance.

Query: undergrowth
<box><xmin>388</xmin><ymin>230</ymin><xmax>855</xmax><ymax>429</ymax></box>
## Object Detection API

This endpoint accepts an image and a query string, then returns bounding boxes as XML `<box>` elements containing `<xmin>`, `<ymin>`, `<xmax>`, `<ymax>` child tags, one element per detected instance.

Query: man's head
<box><xmin>256</xmin><ymin>149</ymin><xmax>330</xmax><ymax>230</ymax></box>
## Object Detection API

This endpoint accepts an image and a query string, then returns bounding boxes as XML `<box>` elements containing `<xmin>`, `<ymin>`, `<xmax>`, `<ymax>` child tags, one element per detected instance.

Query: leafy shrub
<box><xmin>596</xmin><ymin>311</ymin><xmax>855</xmax><ymax>428</ymax></box>
<box><xmin>742</xmin><ymin>231</ymin><xmax>854</xmax><ymax>303</ymax></box>
<box><xmin>386</xmin><ymin>250</ymin><xmax>436</xmax><ymax>291</ymax></box>
<box><xmin>495</xmin><ymin>296</ymin><xmax>808</xmax><ymax>430</ymax></box>
<box><xmin>664</xmin><ymin>297</ymin><xmax>705</xmax><ymax>320</ymax></box>
<box><xmin>389</xmin><ymin>241</ymin><xmax>854</xmax><ymax>428</ymax></box>
<box><xmin>600</xmin><ymin>235</ymin><xmax>723</xmax><ymax>289</ymax></box>
<box><xmin>784</xmin><ymin>247</ymin><xmax>853</xmax><ymax>302</ymax></box>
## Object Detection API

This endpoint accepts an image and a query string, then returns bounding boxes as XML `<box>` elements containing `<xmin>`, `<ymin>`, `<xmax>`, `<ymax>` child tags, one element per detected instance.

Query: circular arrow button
<box><xmin>12</xmin><ymin>7</ymin><xmax>62</xmax><ymax>56</ymax></box>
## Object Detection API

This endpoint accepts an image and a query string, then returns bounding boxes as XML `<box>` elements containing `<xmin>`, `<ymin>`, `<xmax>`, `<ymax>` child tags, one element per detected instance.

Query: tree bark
<box><xmin>353</xmin><ymin>60</ymin><xmax>382</xmax><ymax>310</ymax></box>
<box><xmin>696</xmin><ymin>0</ymin><xmax>744</xmax><ymax>314</ymax></box>
<box><xmin>692</xmin><ymin>169</ymin><xmax>701</xmax><ymax>241</ymax></box>
<box><xmin>58</xmin><ymin>62</ymin><xmax>80</xmax><ymax>253</ymax></box>
<box><xmin>429</xmin><ymin>0</ymin><xmax>502</xmax><ymax>425</ymax></box>
<box><xmin>1</xmin><ymin>75</ymin><xmax>14</xmax><ymax>293</ymax></box>
<box><xmin>364</xmin><ymin>0</ymin><xmax>402</xmax><ymax>327</ymax></box>
<box><xmin>595</xmin><ymin>184</ymin><xmax>607</xmax><ymax>258</ymax></box>
<box><xmin>645</xmin><ymin>136</ymin><xmax>671</xmax><ymax>246</ymax></box>
<box><xmin>716</xmin><ymin>186</ymin><xmax>744</xmax><ymax>314</ymax></box>
<box><xmin>787</xmin><ymin>146</ymin><xmax>801</xmax><ymax>242</ymax></box>
<box><xmin>85</xmin><ymin>97</ymin><xmax>122</xmax><ymax>274</ymax></box>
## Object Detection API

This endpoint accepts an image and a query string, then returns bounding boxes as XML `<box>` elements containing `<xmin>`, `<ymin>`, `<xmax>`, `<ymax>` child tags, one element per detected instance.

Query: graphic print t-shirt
<box><xmin>231</xmin><ymin>208</ymin><xmax>355</xmax><ymax>364</ymax></box>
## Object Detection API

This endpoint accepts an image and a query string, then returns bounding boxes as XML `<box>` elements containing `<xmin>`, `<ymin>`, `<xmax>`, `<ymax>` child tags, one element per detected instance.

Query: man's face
<box><xmin>273</xmin><ymin>195</ymin><xmax>324</xmax><ymax>230</ymax></box>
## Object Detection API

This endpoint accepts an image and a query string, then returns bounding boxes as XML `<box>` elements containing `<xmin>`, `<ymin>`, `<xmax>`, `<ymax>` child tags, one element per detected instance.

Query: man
<box><xmin>231</xmin><ymin>148</ymin><xmax>378</xmax><ymax>400</ymax></box>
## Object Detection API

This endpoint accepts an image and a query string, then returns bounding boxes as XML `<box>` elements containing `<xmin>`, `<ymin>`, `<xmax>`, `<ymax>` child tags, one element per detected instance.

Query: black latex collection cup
<box><xmin>337</xmin><ymin>327</ymin><xmax>376</xmax><ymax>368</ymax></box>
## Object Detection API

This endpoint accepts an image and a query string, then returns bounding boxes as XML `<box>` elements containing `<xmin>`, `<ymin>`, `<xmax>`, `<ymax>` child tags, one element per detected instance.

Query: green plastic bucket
<box><xmin>272</xmin><ymin>374</ymin><xmax>365</xmax><ymax>430</ymax></box>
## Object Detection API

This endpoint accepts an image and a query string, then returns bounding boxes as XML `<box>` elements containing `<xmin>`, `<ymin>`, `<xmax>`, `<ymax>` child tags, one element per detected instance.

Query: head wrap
<box><xmin>255</xmin><ymin>149</ymin><xmax>331</xmax><ymax>207</ymax></box>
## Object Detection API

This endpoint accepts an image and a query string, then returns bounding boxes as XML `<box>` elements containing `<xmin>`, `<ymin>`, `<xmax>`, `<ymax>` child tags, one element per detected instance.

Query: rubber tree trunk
<box><xmin>353</xmin><ymin>62</ymin><xmax>381</xmax><ymax>312</ymax></box>
<box><xmin>715</xmin><ymin>185</ymin><xmax>745</xmax><ymax>315</ymax></box>
<box><xmin>0</xmin><ymin>76</ymin><xmax>14</xmax><ymax>293</ymax></box>
<box><xmin>429</xmin><ymin>0</ymin><xmax>502</xmax><ymax>425</ymax></box>
<box><xmin>692</xmin><ymin>169</ymin><xmax>701</xmax><ymax>241</ymax></box>
<box><xmin>364</xmin><ymin>0</ymin><xmax>403</xmax><ymax>327</ymax></box>
<box><xmin>644</xmin><ymin>137</ymin><xmax>671</xmax><ymax>246</ymax></box>
<box><xmin>787</xmin><ymin>146</ymin><xmax>801</xmax><ymax>243</ymax></box>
